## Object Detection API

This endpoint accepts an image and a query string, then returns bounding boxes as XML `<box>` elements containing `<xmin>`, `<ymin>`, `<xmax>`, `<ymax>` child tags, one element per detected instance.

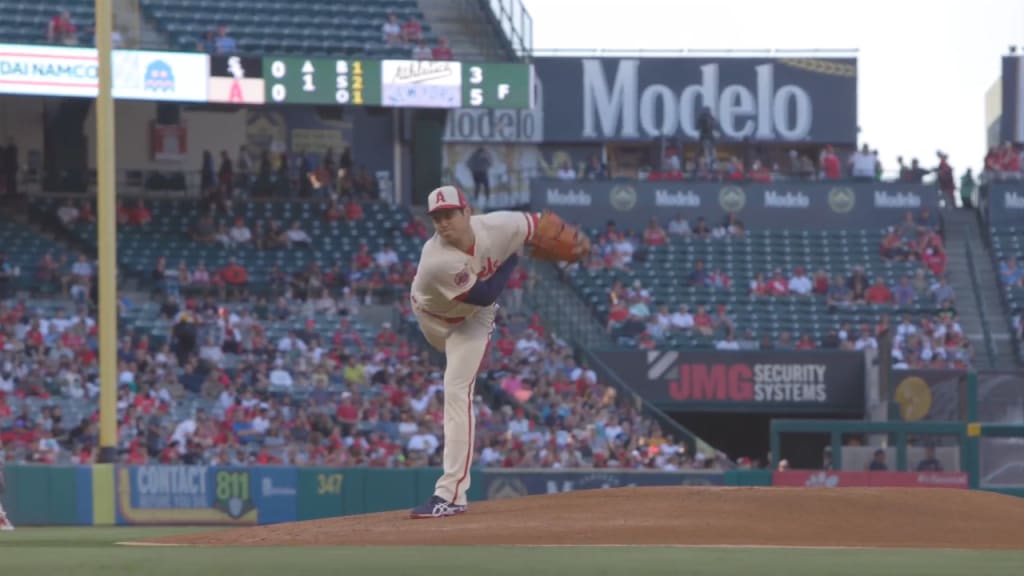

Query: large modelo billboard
<box><xmin>533</xmin><ymin>57</ymin><xmax>858</xmax><ymax>143</ymax></box>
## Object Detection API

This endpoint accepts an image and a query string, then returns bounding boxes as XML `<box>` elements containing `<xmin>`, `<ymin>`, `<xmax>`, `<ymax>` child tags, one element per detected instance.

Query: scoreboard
<box><xmin>264</xmin><ymin>57</ymin><xmax>533</xmax><ymax>109</ymax></box>
<box><xmin>265</xmin><ymin>57</ymin><xmax>381</xmax><ymax>106</ymax></box>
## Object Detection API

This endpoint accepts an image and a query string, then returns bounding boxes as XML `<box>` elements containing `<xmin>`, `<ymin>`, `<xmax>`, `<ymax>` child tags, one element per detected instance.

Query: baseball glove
<box><xmin>528</xmin><ymin>211</ymin><xmax>591</xmax><ymax>263</ymax></box>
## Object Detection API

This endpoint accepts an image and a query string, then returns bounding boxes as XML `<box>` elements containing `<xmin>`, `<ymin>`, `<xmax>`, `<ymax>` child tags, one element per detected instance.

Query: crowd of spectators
<box><xmin>563</xmin><ymin>206</ymin><xmax>970</xmax><ymax>369</ymax></box>
<box><xmin>0</xmin><ymin>192</ymin><xmax>735</xmax><ymax>469</ymax></box>
<box><xmin>380</xmin><ymin>12</ymin><xmax>451</xmax><ymax>60</ymax></box>
<box><xmin>0</xmin><ymin>287</ymin><xmax>727</xmax><ymax>470</ymax></box>
<box><xmin>195</xmin><ymin>24</ymin><xmax>237</xmax><ymax>55</ymax></box>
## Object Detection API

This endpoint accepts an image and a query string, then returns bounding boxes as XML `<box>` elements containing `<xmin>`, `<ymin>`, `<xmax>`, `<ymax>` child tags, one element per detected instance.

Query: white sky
<box><xmin>519</xmin><ymin>0</ymin><xmax>1024</xmax><ymax>175</ymax></box>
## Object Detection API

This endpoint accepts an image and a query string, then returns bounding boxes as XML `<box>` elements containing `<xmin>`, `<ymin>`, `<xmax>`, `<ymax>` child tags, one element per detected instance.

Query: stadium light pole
<box><xmin>95</xmin><ymin>0</ymin><xmax>119</xmax><ymax>464</ymax></box>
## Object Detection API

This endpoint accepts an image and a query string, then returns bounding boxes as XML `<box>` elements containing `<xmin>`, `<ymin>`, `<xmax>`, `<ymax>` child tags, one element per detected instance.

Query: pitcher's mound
<box><xmin>143</xmin><ymin>487</ymin><xmax>1024</xmax><ymax>549</ymax></box>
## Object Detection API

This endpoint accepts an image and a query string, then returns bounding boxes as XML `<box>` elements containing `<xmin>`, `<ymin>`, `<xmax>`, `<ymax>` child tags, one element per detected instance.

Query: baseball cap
<box><xmin>427</xmin><ymin>185</ymin><xmax>468</xmax><ymax>214</ymax></box>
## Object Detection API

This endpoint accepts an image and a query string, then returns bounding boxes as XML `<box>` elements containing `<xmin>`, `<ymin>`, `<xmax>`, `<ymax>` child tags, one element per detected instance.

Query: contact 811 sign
<box><xmin>263</xmin><ymin>56</ymin><xmax>533</xmax><ymax>109</ymax></box>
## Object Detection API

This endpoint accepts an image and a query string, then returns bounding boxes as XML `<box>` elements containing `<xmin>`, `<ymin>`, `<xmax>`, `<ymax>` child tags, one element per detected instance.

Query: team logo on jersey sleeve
<box><xmin>454</xmin><ymin>267</ymin><xmax>471</xmax><ymax>288</ymax></box>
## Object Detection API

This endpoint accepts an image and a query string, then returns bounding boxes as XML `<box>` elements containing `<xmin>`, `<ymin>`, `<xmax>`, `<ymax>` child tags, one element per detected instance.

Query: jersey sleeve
<box><xmin>481</xmin><ymin>211</ymin><xmax>540</xmax><ymax>251</ymax></box>
<box><xmin>428</xmin><ymin>257</ymin><xmax>479</xmax><ymax>302</ymax></box>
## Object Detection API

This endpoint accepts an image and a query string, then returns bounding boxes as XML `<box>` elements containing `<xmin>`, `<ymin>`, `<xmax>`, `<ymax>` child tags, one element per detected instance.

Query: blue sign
<box><xmin>114</xmin><ymin>465</ymin><xmax>297</xmax><ymax>525</ymax></box>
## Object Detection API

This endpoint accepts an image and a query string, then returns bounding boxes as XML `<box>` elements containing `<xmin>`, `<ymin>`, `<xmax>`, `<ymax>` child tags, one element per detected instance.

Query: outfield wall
<box><xmin>0</xmin><ymin>466</ymin><xmax>725</xmax><ymax>526</ymax></box>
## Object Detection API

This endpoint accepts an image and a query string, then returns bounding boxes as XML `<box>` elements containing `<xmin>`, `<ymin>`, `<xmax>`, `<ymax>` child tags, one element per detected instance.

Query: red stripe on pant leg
<box><xmin>451</xmin><ymin>321</ymin><xmax>494</xmax><ymax>503</ymax></box>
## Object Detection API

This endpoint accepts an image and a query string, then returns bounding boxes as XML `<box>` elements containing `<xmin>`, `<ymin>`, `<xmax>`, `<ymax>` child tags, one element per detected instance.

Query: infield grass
<box><xmin>0</xmin><ymin>527</ymin><xmax>1021</xmax><ymax>576</ymax></box>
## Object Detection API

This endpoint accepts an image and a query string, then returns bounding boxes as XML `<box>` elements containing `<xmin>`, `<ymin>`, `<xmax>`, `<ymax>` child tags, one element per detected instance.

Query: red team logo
<box><xmin>454</xmin><ymin>268</ymin><xmax>471</xmax><ymax>288</ymax></box>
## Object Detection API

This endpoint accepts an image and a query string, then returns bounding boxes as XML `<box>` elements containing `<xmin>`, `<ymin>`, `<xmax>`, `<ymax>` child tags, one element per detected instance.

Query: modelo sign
<box><xmin>536</xmin><ymin>57</ymin><xmax>857</xmax><ymax>143</ymax></box>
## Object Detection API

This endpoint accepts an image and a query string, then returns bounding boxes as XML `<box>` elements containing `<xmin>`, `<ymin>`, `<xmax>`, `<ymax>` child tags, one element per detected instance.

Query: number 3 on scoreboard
<box><xmin>317</xmin><ymin>473</ymin><xmax>343</xmax><ymax>495</ymax></box>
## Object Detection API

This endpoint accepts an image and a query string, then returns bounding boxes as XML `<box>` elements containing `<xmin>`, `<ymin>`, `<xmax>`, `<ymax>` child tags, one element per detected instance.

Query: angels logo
<box><xmin>804</xmin><ymin>472</ymin><xmax>839</xmax><ymax>488</ymax></box>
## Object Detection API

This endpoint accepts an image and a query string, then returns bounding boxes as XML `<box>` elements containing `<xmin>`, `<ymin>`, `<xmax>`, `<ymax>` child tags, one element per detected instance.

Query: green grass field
<box><xmin>1</xmin><ymin>527</ymin><xmax>1022</xmax><ymax>576</ymax></box>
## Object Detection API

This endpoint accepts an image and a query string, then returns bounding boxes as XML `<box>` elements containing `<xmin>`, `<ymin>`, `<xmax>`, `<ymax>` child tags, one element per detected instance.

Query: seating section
<box><xmin>572</xmin><ymin>227</ymin><xmax>941</xmax><ymax>348</ymax></box>
<box><xmin>44</xmin><ymin>198</ymin><xmax>420</xmax><ymax>284</ymax></box>
<box><xmin>141</xmin><ymin>0</ymin><xmax>433</xmax><ymax>57</ymax></box>
<box><xmin>0</xmin><ymin>0</ymin><xmax>433</xmax><ymax>58</ymax></box>
<box><xmin>0</xmin><ymin>215</ymin><xmax>76</xmax><ymax>293</ymax></box>
<box><xmin>0</xmin><ymin>0</ymin><xmax>95</xmax><ymax>45</ymax></box>
<box><xmin>989</xmin><ymin>225</ymin><xmax>1023</xmax><ymax>360</ymax></box>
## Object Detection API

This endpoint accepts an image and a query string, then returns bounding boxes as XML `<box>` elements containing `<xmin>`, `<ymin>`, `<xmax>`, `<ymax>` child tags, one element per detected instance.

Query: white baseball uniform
<box><xmin>411</xmin><ymin>205</ymin><xmax>538</xmax><ymax>506</ymax></box>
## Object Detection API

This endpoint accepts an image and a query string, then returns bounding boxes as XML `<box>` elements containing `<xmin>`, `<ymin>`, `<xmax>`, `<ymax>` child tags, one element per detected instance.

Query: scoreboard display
<box><xmin>265</xmin><ymin>57</ymin><xmax>381</xmax><ymax>106</ymax></box>
<box><xmin>264</xmin><ymin>57</ymin><xmax>533</xmax><ymax>109</ymax></box>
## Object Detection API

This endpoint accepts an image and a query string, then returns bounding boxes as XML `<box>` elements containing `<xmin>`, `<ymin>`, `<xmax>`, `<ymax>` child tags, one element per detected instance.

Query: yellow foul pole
<box><xmin>95</xmin><ymin>0</ymin><xmax>119</xmax><ymax>464</ymax></box>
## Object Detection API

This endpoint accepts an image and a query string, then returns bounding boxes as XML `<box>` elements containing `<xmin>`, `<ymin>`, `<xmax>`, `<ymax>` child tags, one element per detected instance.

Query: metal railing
<box><xmin>528</xmin><ymin>47</ymin><xmax>859</xmax><ymax>57</ymax></box>
<box><xmin>486</xmin><ymin>0</ymin><xmax>533</xmax><ymax>58</ymax></box>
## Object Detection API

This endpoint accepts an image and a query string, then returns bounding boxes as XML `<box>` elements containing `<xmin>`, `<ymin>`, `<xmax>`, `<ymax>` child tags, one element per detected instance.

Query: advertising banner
<box><xmin>890</xmin><ymin>369</ymin><xmax>966</xmax><ymax>423</ymax></box>
<box><xmin>114</xmin><ymin>465</ymin><xmax>296</xmax><ymax>525</ymax></box>
<box><xmin>773</xmin><ymin>470</ymin><xmax>968</xmax><ymax>488</ymax></box>
<box><xmin>0</xmin><ymin>43</ymin><xmax>98</xmax><ymax>97</ymax></box>
<box><xmin>381</xmin><ymin>60</ymin><xmax>462</xmax><ymax>108</ymax></box>
<box><xmin>986</xmin><ymin>182</ymin><xmax>1024</xmax><ymax>226</ymax></box>
<box><xmin>481</xmin><ymin>469</ymin><xmax>724</xmax><ymax>500</ymax></box>
<box><xmin>530</xmin><ymin>179</ymin><xmax>940</xmax><ymax>231</ymax></box>
<box><xmin>209</xmin><ymin>55</ymin><xmax>265</xmax><ymax>104</ymax></box>
<box><xmin>112</xmin><ymin>50</ymin><xmax>209</xmax><ymax>102</ymax></box>
<box><xmin>601</xmin><ymin>349</ymin><xmax>865</xmax><ymax>413</ymax></box>
<box><xmin>534</xmin><ymin>57</ymin><xmax>857</xmax><ymax>143</ymax></box>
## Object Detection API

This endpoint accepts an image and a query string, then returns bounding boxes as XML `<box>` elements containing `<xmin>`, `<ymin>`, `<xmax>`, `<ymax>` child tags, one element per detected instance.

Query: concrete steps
<box><xmin>417</xmin><ymin>0</ymin><xmax>513</xmax><ymax>61</ymax></box>
<box><xmin>942</xmin><ymin>209</ymin><xmax>1018</xmax><ymax>369</ymax></box>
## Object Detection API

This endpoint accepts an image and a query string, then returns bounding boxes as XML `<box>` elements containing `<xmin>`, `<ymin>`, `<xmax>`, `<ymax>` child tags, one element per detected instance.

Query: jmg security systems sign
<box><xmin>535</xmin><ymin>57</ymin><xmax>857</xmax><ymax>143</ymax></box>
<box><xmin>600</xmin><ymin>350</ymin><xmax>866</xmax><ymax>414</ymax></box>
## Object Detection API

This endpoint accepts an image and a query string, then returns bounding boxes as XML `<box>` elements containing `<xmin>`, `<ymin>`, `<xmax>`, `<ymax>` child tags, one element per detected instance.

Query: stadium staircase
<box><xmin>525</xmin><ymin>262</ymin><xmax>614</xmax><ymax>350</ymax></box>
<box><xmin>415</xmin><ymin>0</ymin><xmax>519</xmax><ymax>61</ymax></box>
<box><xmin>942</xmin><ymin>209</ymin><xmax>1017</xmax><ymax>369</ymax></box>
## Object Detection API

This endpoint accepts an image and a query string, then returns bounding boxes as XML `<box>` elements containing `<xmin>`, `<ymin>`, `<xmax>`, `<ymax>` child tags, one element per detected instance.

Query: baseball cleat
<box><xmin>409</xmin><ymin>495</ymin><xmax>466</xmax><ymax>519</ymax></box>
<box><xmin>0</xmin><ymin>514</ymin><xmax>13</xmax><ymax>531</ymax></box>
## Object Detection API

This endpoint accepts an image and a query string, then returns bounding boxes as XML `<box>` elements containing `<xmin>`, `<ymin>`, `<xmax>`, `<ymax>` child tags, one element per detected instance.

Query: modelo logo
<box><xmin>873</xmin><ymin>190</ymin><xmax>922</xmax><ymax>208</ymax></box>
<box><xmin>1005</xmin><ymin>191</ymin><xmax>1024</xmax><ymax>209</ymax></box>
<box><xmin>667</xmin><ymin>363</ymin><xmax>828</xmax><ymax>403</ymax></box>
<box><xmin>654</xmin><ymin>189</ymin><xmax>701</xmax><ymax>207</ymax></box>
<box><xmin>763</xmin><ymin>189</ymin><xmax>810</xmax><ymax>208</ymax></box>
<box><xmin>545</xmin><ymin>188</ymin><xmax>592</xmax><ymax>206</ymax></box>
<box><xmin>582</xmin><ymin>59</ymin><xmax>813</xmax><ymax>140</ymax></box>
<box><xmin>444</xmin><ymin>108</ymin><xmax>542</xmax><ymax>142</ymax></box>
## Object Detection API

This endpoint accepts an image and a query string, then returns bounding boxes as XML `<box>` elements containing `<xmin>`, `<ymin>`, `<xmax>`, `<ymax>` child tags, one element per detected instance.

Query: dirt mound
<box><xmin>146</xmin><ymin>487</ymin><xmax>1024</xmax><ymax>549</ymax></box>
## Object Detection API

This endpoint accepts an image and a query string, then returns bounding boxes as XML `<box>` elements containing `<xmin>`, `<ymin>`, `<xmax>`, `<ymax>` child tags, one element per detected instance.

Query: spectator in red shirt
<box><xmin>749</xmin><ymin>160</ymin><xmax>772</xmax><ymax>183</ymax></box>
<box><xmin>432</xmin><ymin>37</ymin><xmax>453</xmax><ymax>60</ymax></box>
<box><xmin>345</xmin><ymin>198</ymin><xmax>363</xmax><ymax>221</ymax></box>
<box><xmin>812</xmin><ymin>269</ymin><xmax>830</xmax><ymax>295</ymax></box>
<box><xmin>767</xmin><ymin>269</ymin><xmax>789</xmax><ymax>296</ymax></box>
<box><xmin>820</xmin><ymin>145</ymin><xmax>841</xmax><ymax>179</ymax></box>
<box><xmin>351</xmin><ymin>243</ymin><xmax>373</xmax><ymax>271</ymax></box>
<box><xmin>219</xmin><ymin>259</ymin><xmax>248</xmax><ymax>298</ymax></box>
<box><xmin>402</xmin><ymin>18</ymin><xmax>422</xmax><ymax>43</ymax></box>
<box><xmin>795</xmin><ymin>334</ymin><xmax>817</xmax><ymax>350</ymax></box>
<box><xmin>922</xmin><ymin>246</ymin><xmax>946</xmax><ymax>277</ymax></box>
<box><xmin>642</xmin><ymin>219</ymin><xmax>668</xmax><ymax>247</ymax></box>
<box><xmin>48</xmin><ymin>9</ymin><xmax>78</xmax><ymax>45</ymax></box>
<box><xmin>402</xmin><ymin>217</ymin><xmax>427</xmax><ymax>239</ymax></box>
<box><xmin>129</xmin><ymin>199</ymin><xmax>151</xmax><ymax>225</ymax></box>
<box><xmin>865</xmin><ymin>277</ymin><xmax>893</xmax><ymax>304</ymax></box>
<box><xmin>692</xmin><ymin>305</ymin><xmax>714</xmax><ymax>336</ymax></box>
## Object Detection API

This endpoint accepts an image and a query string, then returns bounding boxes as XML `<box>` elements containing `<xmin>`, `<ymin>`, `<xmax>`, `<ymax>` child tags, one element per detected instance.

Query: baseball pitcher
<box><xmin>409</xmin><ymin>185</ymin><xmax>588</xmax><ymax>518</ymax></box>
